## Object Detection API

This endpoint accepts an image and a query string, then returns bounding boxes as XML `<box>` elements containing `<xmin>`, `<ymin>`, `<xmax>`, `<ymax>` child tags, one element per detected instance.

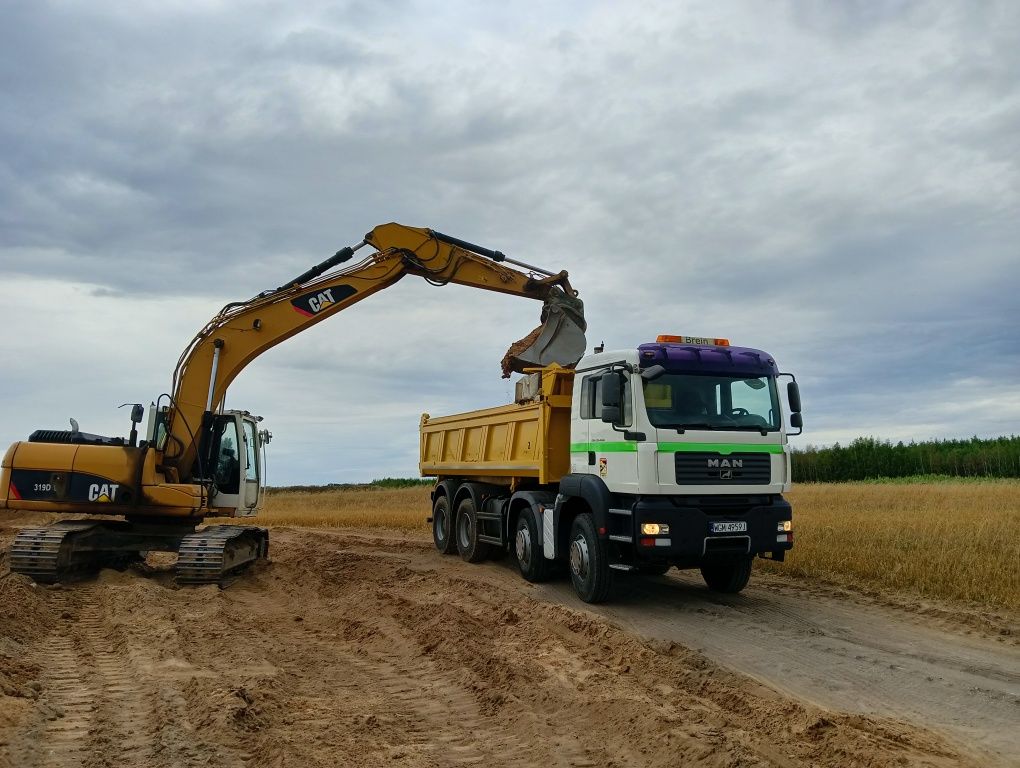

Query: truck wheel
<box><xmin>568</xmin><ymin>513</ymin><xmax>612</xmax><ymax>603</ymax></box>
<box><xmin>455</xmin><ymin>497</ymin><xmax>491</xmax><ymax>564</ymax></box>
<box><xmin>432</xmin><ymin>494</ymin><xmax>457</xmax><ymax>555</ymax></box>
<box><xmin>700</xmin><ymin>557</ymin><xmax>753</xmax><ymax>593</ymax></box>
<box><xmin>514</xmin><ymin>509</ymin><xmax>551</xmax><ymax>583</ymax></box>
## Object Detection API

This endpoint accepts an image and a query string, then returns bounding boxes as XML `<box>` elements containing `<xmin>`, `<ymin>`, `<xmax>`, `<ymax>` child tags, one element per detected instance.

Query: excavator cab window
<box><xmin>242</xmin><ymin>420</ymin><xmax>258</xmax><ymax>483</ymax></box>
<box><xmin>212</xmin><ymin>418</ymin><xmax>241</xmax><ymax>495</ymax></box>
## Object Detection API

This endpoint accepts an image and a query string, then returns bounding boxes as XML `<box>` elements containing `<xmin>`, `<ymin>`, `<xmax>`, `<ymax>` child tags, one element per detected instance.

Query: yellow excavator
<box><xmin>0</xmin><ymin>223</ymin><xmax>586</xmax><ymax>583</ymax></box>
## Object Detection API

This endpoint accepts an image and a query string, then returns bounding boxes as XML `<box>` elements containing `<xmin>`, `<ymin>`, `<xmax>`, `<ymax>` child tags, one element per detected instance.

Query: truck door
<box><xmin>583</xmin><ymin>371</ymin><xmax>639</xmax><ymax>492</ymax></box>
<box><xmin>570</xmin><ymin>372</ymin><xmax>592</xmax><ymax>474</ymax></box>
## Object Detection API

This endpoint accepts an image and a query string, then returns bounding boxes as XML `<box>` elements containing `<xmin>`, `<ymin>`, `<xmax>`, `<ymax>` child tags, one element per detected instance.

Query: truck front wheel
<box><xmin>568</xmin><ymin>513</ymin><xmax>612</xmax><ymax>604</ymax></box>
<box><xmin>514</xmin><ymin>509</ymin><xmax>551</xmax><ymax>583</ymax></box>
<box><xmin>700</xmin><ymin>557</ymin><xmax>753</xmax><ymax>593</ymax></box>
<box><xmin>455</xmin><ymin>497</ymin><xmax>491</xmax><ymax>564</ymax></box>
<box><xmin>432</xmin><ymin>494</ymin><xmax>457</xmax><ymax>555</ymax></box>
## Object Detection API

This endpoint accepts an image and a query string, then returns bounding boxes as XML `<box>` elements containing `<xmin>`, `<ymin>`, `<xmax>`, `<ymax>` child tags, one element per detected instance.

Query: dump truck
<box><xmin>420</xmin><ymin>335</ymin><xmax>803</xmax><ymax>603</ymax></box>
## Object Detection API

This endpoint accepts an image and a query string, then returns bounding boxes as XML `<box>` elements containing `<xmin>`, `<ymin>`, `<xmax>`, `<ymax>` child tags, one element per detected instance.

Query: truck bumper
<box><xmin>622</xmin><ymin>495</ymin><xmax>793</xmax><ymax>567</ymax></box>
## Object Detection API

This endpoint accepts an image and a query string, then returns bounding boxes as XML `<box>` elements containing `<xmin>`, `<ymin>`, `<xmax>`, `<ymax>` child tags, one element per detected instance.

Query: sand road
<box><xmin>0</xmin><ymin>526</ymin><xmax>1016</xmax><ymax>768</ymax></box>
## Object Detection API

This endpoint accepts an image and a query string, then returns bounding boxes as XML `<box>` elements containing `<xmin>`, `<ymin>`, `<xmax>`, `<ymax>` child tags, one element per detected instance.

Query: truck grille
<box><xmin>674</xmin><ymin>453</ymin><xmax>772</xmax><ymax>485</ymax></box>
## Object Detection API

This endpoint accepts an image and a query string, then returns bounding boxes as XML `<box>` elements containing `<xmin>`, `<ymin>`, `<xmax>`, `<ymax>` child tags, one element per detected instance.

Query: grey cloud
<box><xmin>1</xmin><ymin>0</ymin><xmax>1017</xmax><ymax>482</ymax></box>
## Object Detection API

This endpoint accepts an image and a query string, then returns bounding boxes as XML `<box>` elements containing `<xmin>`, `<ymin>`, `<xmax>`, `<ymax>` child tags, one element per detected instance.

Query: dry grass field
<box><xmin>764</xmin><ymin>480</ymin><xmax>1020</xmax><ymax>610</ymax></box>
<box><xmin>258</xmin><ymin>485</ymin><xmax>432</xmax><ymax>531</ymax></box>
<box><xmin>255</xmin><ymin>480</ymin><xmax>1019</xmax><ymax>611</ymax></box>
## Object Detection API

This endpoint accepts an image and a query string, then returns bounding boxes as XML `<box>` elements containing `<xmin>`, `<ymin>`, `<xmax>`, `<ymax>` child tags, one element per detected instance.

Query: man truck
<box><xmin>420</xmin><ymin>335</ymin><xmax>803</xmax><ymax>603</ymax></box>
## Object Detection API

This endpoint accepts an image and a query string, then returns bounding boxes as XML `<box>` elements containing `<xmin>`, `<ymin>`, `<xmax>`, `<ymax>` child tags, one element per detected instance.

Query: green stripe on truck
<box><xmin>569</xmin><ymin>442</ymin><xmax>638</xmax><ymax>453</ymax></box>
<box><xmin>657</xmin><ymin>442</ymin><xmax>784</xmax><ymax>454</ymax></box>
<box><xmin>569</xmin><ymin>442</ymin><xmax>784</xmax><ymax>454</ymax></box>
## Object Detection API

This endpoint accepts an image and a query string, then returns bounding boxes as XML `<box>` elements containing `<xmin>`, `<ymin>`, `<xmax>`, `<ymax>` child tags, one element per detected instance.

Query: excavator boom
<box><xmin>165</xmin><ymin>223</ymin><xmax>586</xmax><ymax>480</ymax></box>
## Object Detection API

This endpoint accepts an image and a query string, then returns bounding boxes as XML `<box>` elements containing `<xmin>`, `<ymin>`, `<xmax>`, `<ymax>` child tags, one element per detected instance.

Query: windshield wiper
<box><xmin>669</xmin><ymin>422</ymin><xmax>719</xmax><ymax>434</ymax></box>
<box><xmin>730</xmin><ymin>425</ymin><xmax>773</xmax><ymax>436</ymax></box>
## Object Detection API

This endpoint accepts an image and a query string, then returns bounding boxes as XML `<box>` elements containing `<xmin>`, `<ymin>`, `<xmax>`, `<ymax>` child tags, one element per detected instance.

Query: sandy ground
<box><xmin>0</xmin><ymin>523</ymin><xmax>1016</xmax><ymax>768</ymax></box>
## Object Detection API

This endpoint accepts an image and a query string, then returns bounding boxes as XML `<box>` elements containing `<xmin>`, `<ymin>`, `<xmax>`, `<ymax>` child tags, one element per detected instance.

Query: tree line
<box><xmin>791</xmin><ymin>435</ymin><xmax>1020</xmax><ymax>482</ymax></box>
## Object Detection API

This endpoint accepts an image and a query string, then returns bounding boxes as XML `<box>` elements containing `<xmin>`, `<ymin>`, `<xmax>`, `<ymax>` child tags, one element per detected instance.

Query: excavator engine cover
<box><xmin>502</xmin><ymin>288</ymin><xmax>587</xmax><ymax>377</ymax></box>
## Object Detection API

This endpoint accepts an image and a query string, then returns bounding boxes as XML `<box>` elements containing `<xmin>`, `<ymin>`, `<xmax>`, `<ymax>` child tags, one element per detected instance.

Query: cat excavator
<box><xmin>0</xmin><ymin>223</ymin><xmax>586</xmax><ymax>583</ymax></box>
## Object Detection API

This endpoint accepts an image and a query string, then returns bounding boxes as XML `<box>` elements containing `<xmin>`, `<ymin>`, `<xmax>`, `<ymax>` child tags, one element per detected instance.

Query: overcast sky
<box><xmin>1</xmin><ymin>0</ymin><xmax>1017</xmax><ymax>484</ymax></box>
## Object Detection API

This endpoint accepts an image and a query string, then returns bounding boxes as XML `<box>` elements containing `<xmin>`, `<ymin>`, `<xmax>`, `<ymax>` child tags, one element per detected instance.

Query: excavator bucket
<box><xmin>501</xmin><ymin>288</ymin><xmax>587</xmax><ymax>377</ymax></box>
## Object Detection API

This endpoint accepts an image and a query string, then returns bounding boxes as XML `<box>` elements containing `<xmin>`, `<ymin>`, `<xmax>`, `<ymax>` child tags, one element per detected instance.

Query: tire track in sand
<box><xmin>338</xmin><ymin>649</ymin><xmax>595</xmax><ymax>766</ymax></box>
<box><xmin>73</xmin><ymin>593</ymin><xmax>156</xmax><ymax>766</ymax></box>
<box><xmin>7</xmin><ymin>591</ymin><xmax>95</xmax><ymax>768</ymax></box>
<box><xmin>10</xmin><ymin>586</ymin><xmax>210</xmax><ymax>768</ymax></box>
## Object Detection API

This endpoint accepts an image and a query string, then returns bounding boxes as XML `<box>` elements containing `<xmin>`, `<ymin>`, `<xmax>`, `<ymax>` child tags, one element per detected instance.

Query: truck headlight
<box><xmin>777</xmin><ymin>520</ymin><xmax>792</xmax><ymax>532</ymax></box>
<box><xmin>641</xmin><ymin>523</ymin><xmax>670</xmax><ymax>535</ymax></box>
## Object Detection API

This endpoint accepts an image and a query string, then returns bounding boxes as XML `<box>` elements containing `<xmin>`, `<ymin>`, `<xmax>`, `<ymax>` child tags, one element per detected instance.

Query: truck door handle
<box><xmin>588</xmin><ymin>451</ymin><xmax>595</xmax><ymax>466</ymax></box>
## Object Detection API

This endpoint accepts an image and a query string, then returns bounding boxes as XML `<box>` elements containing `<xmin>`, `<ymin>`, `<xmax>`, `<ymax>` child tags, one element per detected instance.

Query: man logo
<box><xmin>707</xmin><ymin>458</ymin><xmax>743</xmax><ymax>468</ymax></box>
<box><xmin>720</xmin><ymin>470</ymin><xmax>733</xmax><ymax>480</ymax></box>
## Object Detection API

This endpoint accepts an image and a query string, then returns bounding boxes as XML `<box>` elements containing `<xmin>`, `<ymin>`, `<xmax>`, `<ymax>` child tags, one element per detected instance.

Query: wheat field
<box><xmin>259</xmin><ymin>485</ymin><xmax>433</xmax><ymax>531</ymax></box>
<box><xmin>256</xmin><ymin>481</ymin><xmax>1019</xmax><ymax>610</ymax></box>
<box><xmin>762</xmin><ymin>481</ymin><xmax>1020</xmax><ymax>610</ymax></box>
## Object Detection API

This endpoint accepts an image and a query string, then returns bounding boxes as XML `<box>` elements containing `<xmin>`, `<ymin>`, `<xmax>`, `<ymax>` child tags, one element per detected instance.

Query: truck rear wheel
<box><xmin>455</xmin><ymin>497</ymin><xmax>491</xmax><ymax>564</ymax></box>
<box><xmin>700</xmin><ymin>557</ymin><xmax>753</xmax><ymax>593</ymax></box>
<box><xmin>568</xmin><ymin>513</ymin><xmax>612</xmax><ymax>603</ymax></box>
<box><xmin>432</xmin><ymin>494</ymin><xmax>457</xmax><ymax>555</ymax></box>
<box><xmin>514</xmin><ymin>509</ymin><xmax>551</xmax><ymax>583</ymax></box>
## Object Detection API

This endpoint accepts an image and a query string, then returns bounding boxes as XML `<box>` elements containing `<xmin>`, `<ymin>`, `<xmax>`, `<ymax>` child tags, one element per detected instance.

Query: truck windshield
<box><xmin>642</xmin><ymin>373</ymin><xmax>780</xmax><ymax>431</ymax></box>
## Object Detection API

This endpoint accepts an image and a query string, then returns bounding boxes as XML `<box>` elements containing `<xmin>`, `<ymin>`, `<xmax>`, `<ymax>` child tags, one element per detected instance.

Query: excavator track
<box><xmin>176</xmin><ymin>525</ymin><xmax>269</xmax><ymax>584</ymax></box>
<box><xmin>8</xmin><ymin>521</ymin><xmax>138</xmax><ymax>583</ymax></box>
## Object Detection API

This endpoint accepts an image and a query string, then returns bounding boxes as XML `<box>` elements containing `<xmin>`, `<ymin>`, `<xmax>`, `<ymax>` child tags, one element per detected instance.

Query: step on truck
<box><xmin>420</xmin><ymin>335</ymin><xmax>803</xmax><ymax>603</ymax></box>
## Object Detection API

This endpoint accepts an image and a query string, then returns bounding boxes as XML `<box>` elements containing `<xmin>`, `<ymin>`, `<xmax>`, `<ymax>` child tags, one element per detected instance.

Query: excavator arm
<box><xmin>163</xmin><ymin>223</ymin><xmax>586</xmax><ymax>480</ymax></box>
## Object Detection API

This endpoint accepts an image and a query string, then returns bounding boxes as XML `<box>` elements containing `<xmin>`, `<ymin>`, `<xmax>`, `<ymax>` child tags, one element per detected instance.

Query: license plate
<box><xmin>710</xmin><ymin>521</ymin><xmax>747</xmax><ymax>534</ymax></box>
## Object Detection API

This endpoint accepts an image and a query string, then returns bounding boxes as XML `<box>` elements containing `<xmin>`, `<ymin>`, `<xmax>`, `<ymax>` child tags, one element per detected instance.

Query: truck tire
<box><xmin>432</xmin><ymin>494</ymin><xmax>457</xmax><ymax>555</ymax></box>
<box><xmin>700</xmin><ymin>557</ymin><xmax>753</xmax><ymax>593</ymax></box>
<box><xmin>568</xmin><ymin>513</ymin><xmax>612</xmax><ymax>603</ymax></box>
<box><xmin>455</xmin><ymin>497</ymin><xmax>491</xmax><ymax>564</ymax></box>
<box><xmin>514</xmin><ymin>508</ymin><xmax>551</xmax><ymax>583</ymax></box>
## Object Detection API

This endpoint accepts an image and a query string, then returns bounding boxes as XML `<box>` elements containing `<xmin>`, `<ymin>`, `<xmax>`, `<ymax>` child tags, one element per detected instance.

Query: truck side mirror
<box><xmin>600</xmin><ymin>371</ymin><xmax>624</xmax><ymax>424</ymax></box>
<box><xmin>790</xmin><ymin>412</ymin><xmax>803</xmax><ymax>429</ymax></box>
<box><xmin>641</xmin><ymin>364</ymin><xmax>666</xmax><ymax>381</ymax></box>
<box><xmin>787</xmin><ymin>381</ymin><xmax>802</xmax><ymax>413</ymax></box>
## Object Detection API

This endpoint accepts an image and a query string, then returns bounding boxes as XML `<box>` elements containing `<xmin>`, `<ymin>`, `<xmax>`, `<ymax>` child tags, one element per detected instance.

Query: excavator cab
<box><xmin>194</xmin><ymin>411</ymin><xmax>267</xmax><ymax>517</ymax></box>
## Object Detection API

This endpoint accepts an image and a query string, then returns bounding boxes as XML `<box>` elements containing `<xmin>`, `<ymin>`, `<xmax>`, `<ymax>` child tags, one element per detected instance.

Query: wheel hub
<box><xmin>436</xmin><ymin>506</ymin><xmax>448</xmax><ymax>540</ymax></box>
<box><xmin>515</xmin><ymin>525</ymin><xmax>532</xmax><ymax>566</ymax></box>
<box><xmin>457</xmin><ymin>512</ymin><xmax>471</xmax><ymax>550</ymax></box>
<box><xmin>569</xmin><ymin>535</ymin><xmax>589</xmax><ymax>578</ymax></box>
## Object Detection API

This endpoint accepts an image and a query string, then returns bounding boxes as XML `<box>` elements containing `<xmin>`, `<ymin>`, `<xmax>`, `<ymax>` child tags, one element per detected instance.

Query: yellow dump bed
<box><xmin>420</xmin><ymin>366</ymin><xmax>574</xmax><ymax>486</ymax></box>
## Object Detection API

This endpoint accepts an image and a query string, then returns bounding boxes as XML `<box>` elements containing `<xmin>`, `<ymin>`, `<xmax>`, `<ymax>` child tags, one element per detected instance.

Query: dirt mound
<box><xmin>0</xmin><ymin>527</ymin><xmax>989</xmax><ymax>767</ymax></box>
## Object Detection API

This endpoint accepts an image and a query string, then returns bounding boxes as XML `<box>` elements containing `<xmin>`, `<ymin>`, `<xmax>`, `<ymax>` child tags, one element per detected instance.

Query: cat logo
<box><xmin>307</xmin><ymin>289</ymin><xmax>337</xmax><ymax>313</ymax></box>
<box><xmin>88</xmin><ymin>483</ymin><xmax>120</xmax><ymax>502</ymax></box>
<box><xmin>291</xmin><ymin>284</ymin><xmax>357</xmax><ymax>318</ymax></box>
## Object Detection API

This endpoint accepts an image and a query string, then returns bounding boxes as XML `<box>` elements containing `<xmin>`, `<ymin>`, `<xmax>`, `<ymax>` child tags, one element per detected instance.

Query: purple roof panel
<box><xmin>637</xmin><ymin>342</ymin><xmax>779</xmax><ymax>377</ymax></box>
